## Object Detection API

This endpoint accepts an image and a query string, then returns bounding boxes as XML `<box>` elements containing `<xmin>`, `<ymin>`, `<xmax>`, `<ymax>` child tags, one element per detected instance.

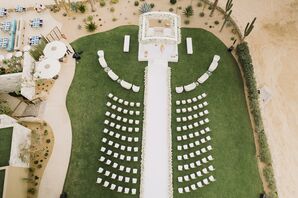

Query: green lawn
<box><xmin>0</xmin><ymin>170</ymin><xmax>5</xmax><ymax>197</ymax></box>
<box><xmin>64</xmin><ymin>26</ymin><xmax>262</xmax><ymax>198</ymax></box>
<box><xmin>0</xmin><ymin>127</ymin><xmax>13</xmax><ymax>167</ymax></box>
<box><xmin>171</xmin><ymin>28</ymin><xmax>263</xmax><ymax>198</ymax></box>
<box><xmin>64</xmin><ymin>26</ymin><xmax>146</xmax><ymax>198</ymax></box>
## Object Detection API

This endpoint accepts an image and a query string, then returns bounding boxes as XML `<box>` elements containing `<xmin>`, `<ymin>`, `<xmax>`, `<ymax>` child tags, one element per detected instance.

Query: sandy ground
<box><xmin>37</xmin><ymin>55</ymin><xmax>75</xmax><ymax>198</ymax></box>
<box><xmin>216</xmin><ymin>1</ymin><xmax>298</xmax><ymax>197</ymax></box>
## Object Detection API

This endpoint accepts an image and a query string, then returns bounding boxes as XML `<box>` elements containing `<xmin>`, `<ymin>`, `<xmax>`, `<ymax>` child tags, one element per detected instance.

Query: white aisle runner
<box><xmin>141</xmin><ymin>59</ymin><xmax>172</xmax><ymax>198</ymax></box>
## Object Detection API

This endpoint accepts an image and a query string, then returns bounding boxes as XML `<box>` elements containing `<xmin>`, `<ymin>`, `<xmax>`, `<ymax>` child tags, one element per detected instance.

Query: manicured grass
<box><xmin>64</xmin><ymin>26</ymin><xmax>146</xmax><ymax>198</ymax></box>
<box><xmin>171</xmin><ymin>28</ymin><xmax>263</xmax><ymax>198</ymax></box>
<box><xmin>64</xmin><ymin>26</ymin><xmax>262</xmax><ymax>198</ymax></box>
<box><xmin>0</xmin><ymin>127</ymin><xmax>13</xmax><ymax>167</ymax></box>
<box><xmin>0</xmin><ymin>170</ymin><xmax>5</xmax><ymax>197</ymax></box>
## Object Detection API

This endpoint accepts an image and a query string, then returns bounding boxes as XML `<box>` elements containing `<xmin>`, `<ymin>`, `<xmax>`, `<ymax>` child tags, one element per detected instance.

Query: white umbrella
<box><xmin>43</xmin><ymin>41</ymin><xmax>67</xmax><ymax>59</ymax></box>
<box><xmin>34</xmin><ymin>58</ymin><xmax>61</xmax><ymax>79</ymax></box>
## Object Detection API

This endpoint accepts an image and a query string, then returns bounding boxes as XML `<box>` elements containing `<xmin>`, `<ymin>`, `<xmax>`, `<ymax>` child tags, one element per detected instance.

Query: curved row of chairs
<box><xmin>108</xmin><ymin>93</ymin><xmax>141</xmax><ymax>108</ymax></box>
<box><xmin>176</xmin><ymin>127</ymin><xmax>211</xmax><ymax>141</ymax></box>
<box><xmin>177</xmin><ymin>148</ymin><xmax>213</xmax><ymax>161</ymax></box>
<box><xmin>176</xmin><ymin>110</ymin><xmax>209</xmax><ymax>122</ymax></box>
<box><xmin>177</xmin><ymin>154</ymin><xmax>214</xmax><ymax>171</ymax></box>
<box><xmin>176</xmin><ymin>118</ymin><xmax>210</xmax><ymax>132</ymax></box>
<box><xmin>98</xmin><ymin>156</ymin><xmax>138</xmax><ymax>174</ymax></box>
<box><xmin>104</xmin><ymin>119</ymin><xmax>140</xmax><ymax>133</ymax></box>
<box><xmin>178</xmin><ymin>165</ymin><xmax>215</xmax><ymax>183</ymax></box>
<box><xmin>176</xmin><ymin>101</ymin><xmax>208</xmax><ymax>114</ymax></box>
<box><xmin>105</xmin><ymin>112</ymin><xmax>140</xmax><ymax>125</ymax></box>
<box><xmin>97</xmin><ymin>50</ymin><xmax>140</xmax><ymax>93</ymax></box>
<box><xmin>175</xmin><ymin>93</ymin><xmax>207</xmax><ymax>105</ymax></box>
<box><xmin>103</xmin><ymin>128</ymin><xmax>139</xmax><ymax>143</ymax></box>
<box><xmin>97</xmin><ymin>167</ymin><xmax>138</xmax><ymax>184</ymax></box>
<box><xmin>177</xmin><ymin>135</ymin><xmax>211</xmax><ymax>152</ymax></box>
<box><xmin>96</xmin><ymin>178</ymin><xmax>137</xmax><ymax>195</ymax></box>
<box><xmin>106</xmin><ymin>102</ymin><xmax>141</xmax><ymax>116</ymax></box>
<box><xmin>177</xmin><ymin>175</ymin><xmax>216</xmax><ymax>194</ymax></box>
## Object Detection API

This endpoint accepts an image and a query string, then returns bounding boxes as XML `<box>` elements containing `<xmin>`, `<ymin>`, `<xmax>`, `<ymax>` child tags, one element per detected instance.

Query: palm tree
<box><xmin>183</xmin><ymin>5</ymin><xmax>194</xmax><ymax>18</ymax></box>
<box><xmin>139</xmin><ymin>3</ymin><xmax>152</xmax><ymax>14</ymax></box>
<box><xmin>209</xmin><ymin>0</ymin><xmax>218</xmax><ymax>17</ymax></box>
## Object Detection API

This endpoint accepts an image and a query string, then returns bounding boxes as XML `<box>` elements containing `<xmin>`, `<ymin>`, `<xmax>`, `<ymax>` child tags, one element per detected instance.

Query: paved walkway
<box><xmin>38</xmin><ymin>56</ymin><xmax>75</xmax><ymax>198</ymax></box>
<box><xmin>141</xmin><ymin>46</ymin><xmax>173</xmax><ymax>197</ymax></box>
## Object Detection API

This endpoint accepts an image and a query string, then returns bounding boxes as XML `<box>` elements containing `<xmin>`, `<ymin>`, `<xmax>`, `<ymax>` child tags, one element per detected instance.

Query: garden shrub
<box><xmin>134</xmin><ymin>1</ymin><xmax>139</xmax><ymax>6</ymax></box>
<box><xmin>263</xmin><ymin>166</ymin><xmax>277</xmax><ymax>191</ymax></box>
<box><xmin>170</xmin><ymin>0</ymin><xmax>177</xmax><ymax>5</ymax></box>
<box><xmin>100</xmin><ymin>0</ymin><xmax>106</xmax><ymax>7</ymax></box>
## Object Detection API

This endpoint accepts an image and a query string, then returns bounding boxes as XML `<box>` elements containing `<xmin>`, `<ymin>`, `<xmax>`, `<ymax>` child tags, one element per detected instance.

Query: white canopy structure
<box><xmin>43</xmin><ymin>41</ymin><xmax>67</xmax><ymax>59</ymax></box>
<box><xmin>139</xmin><ymin>11</ymin><xmax>181</xmax><ymax>45</ymax></box>
<box><xmin>34</xmin><ymin>58</ymin><xmax>61</xmax><ymax>79</ymax></box>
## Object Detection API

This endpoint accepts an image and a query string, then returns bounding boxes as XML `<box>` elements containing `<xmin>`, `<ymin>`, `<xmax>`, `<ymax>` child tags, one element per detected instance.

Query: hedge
<box><xmin>236</xmin><ymin>42</ymin><xmax>278</xmax><ymax>197</ymax></box>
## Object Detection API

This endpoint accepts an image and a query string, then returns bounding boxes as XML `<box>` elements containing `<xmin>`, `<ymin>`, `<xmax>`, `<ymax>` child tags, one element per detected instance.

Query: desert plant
<box><xmin>220</xmin><ymin>10</ymin><xmax>232</xmax><ymax>32</ymax></box>
<box><xmin>197</xmin><ymin>2</ymin><xmax>202</xmax><ymax>7</ymax></box>
<box><xmin>150</xmin><ymin>3</ymin><xmax>155</xmax><ymax>8</ymax></box>
<box><xmin>87</xmin><ymin>15</ymin><xmax>93</xmax><ymax>22</ymax></box>
<box><xmin>134</xmin><ymin>1</ymin><xmax>139</xmax><ymax>6</ymax></box>
<box><xmin>184</xmin><ymin>19</ymin><xmax>190</xmax><ymax>25</ymax></box>
<box><xmin>100</xmin><ymin>0</ymin><xmax>106</xmax><ymax>7</ymax></box>
<box><xmin>214</xmin><ymin>20</ymin><xmax>219</xmax><ymax>25</ymax></box>
<box><xmin>170</xmin><ymin>0</ymin><xmax>177</xmax><ymax>5</ymax></box>
<box><xmin>183</xmin><ymin>5</ymin><xmax>194</xmax><ymax>18</ymax></box>
<box><xmin>110</xmin><ymin>7</ymin><xmax>115</xmax><ymax>12</ymax></box>
<box><xmin>199</xmin><ymin>12</ymin><xmax>205</xmax><ymax>17</ymax></box>
<box><xmin>110</xmin><ymin>0</ymin><xmax>119</xmax><ymax>3</ymax></box>
<box><xmin>78</xmin><ymin>3</ymin><xmax>86</xmax><ymax>13</ymax></box>
<box><xmin>243</xmin><ymin>17</ymin><xmax>257</xmax><ymax>41</ymax></box>
<box><xmin>209</xmin><ymin>0</ymin><xmax>218</xmax><ymax>17</ymax></box>
<box><xmin>169</xmin><ymin>7</ymin><xmax>174</xmax><ymax>12</ymax></box>
<box><xmin>0</xmin><ymin>99</ymin><xmax>11</xmax><ymax>115</ymax></box>
<box><xmin>85</xmin><ymin>21</ymin><xmax>97</xmax><ymax>32</ymax></box>
<box><xmin>139</xmin><ymin>2</ymin><xmax>152</xmax><ymax>14</ymax></box>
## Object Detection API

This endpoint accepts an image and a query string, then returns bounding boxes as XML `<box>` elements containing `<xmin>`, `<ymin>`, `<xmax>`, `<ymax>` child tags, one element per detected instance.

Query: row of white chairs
<box><xmin>104</xmin><ymin>120</ymin><xmax>140</xmax><ymax>133</ymax></box>
<box><xmin>105</xmin><ymin>111</ymin><xmax>140</xmax><ymax>125</ymax></box>
<box><xmin>98</xmin><ymin>156</ymin><xmax>138</xmax><ymax>174</ymax></box>
<box><xmin>100</xmin><ymin>146</ymin><xmax>139</xmax><ymax>162</ymax></box>
<box><xmin>177</xmin><ymin>118</ymin><xmax>210</xmax><ymax>132</ymax></box>
<box><xmin>177</xmin><ymin>165</ymin><xmax>215</xmax><ymax>183</ymax></box>
<box><xmin>97</xmin><ymin>167</ymin><xmax>138</xmax><ymax>184</ymax></box>
<box><xmin>178</xmin><ymin>155</ymin><xmax>214</xmax><ymax>171</ymax></box>
<box><xmin>177</xmin><ymin>147</ymin><xmax>213</xmax><ymax>161</ymax></box>
<box><xmin>96</xmin><ymin>178</ymin><xmax>137</xmax><ymax>194</ymax></box>
<box><xmin>108</xmin><ymin>93</ymin><xmax>141</xmax><ymax>108</ymax></box>
<box><xmin>177</xmin><ymin>175</ymin><xmax>216</xmax><ymax>193</ymax></box>
<box><xmin>177</xmin><ymin>136</ymin><xmax>211</xmax><ymax>151</ymax></box>
<box><xmin>176</xmin><ymin>127</ymin><xmax>211</xmax><ymax>141</ymax></box>
<box><xmin>101</xmin><ymin>140</ymin><xmax>139</xmax><ymax>153</ymax></box>
<box><xmin>106</xmin><ymin>102</ymin><xmax>141</xmax><ymax>116</ymax></box>
<box><xmin>176</xmin><ymin>93</ymin><xmax>207</xmax><ymax>106</ymax></box>
<box><xmin>103</xmin><ymin>128</ymin><xmax>139</xmax><ymax>143</ymax></box>
<box><xmin>176</xmin><ymin>110</ymin><xmax>209</xmax><ymax>122</ymax></box>
<box><xmin>176</xmin><ymin>101</ymin><xmax>208</xmax><ymax>114</ymax></box>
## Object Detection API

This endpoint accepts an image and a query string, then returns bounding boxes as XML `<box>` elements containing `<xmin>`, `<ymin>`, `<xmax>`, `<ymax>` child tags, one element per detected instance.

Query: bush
<box><xmin>134</xmin><ymin>1</ymin><xmax>139</xmax><ymax>6</ymax></box>
<box><xmin>78</xmin><ymin>4</ymin><xmax>86</xmax><ymax>13</ymax></box>
<box><xmin>197</xmin><ymin>2</ymin><xmax>202</xmax><ymax>7</ymax></box>
<box><xmin>263</xmin><ymin>166</ymin><xmax>277</xmax><ymax>191</ymax></box>
<box><xmin>183</xmin><ymin>5</ymin><xmax>194</xmax><ymax>18</ymax></box>
<box><xmin>169</xmin><ymin>8</ymin><xmax>174</xmax><ymax>12</ymax></box>
<box><xmin>99</xmin><ymin>0</ymin><xmax>105</xmax><ymax>7</ymax></box>
<box><xmin>85</xmin><ymin>21</ymin><xmax>97</xmax><ymax>32</ymax></box>
<box><xmin>110</xmin><ymin>7</ymin><xmax>115</xmax><ymax>12</ymax></box>
<box><xmin>139</xmin><ymin>2</ymin><xmax>152</xmax><ymax>14</ymax></box>
<box><xmin>170</xmin><ymin>0</ymin><xmax>177</xmax><ymax>5</ymax></box>
<box><xmin>199</xmin><ymin>12</ymin><xmax>205</xmax><ymax>17</ymax></box>
<box><xmin>110</xmin><ymin>0</ymin><xmax>119</xmax><ymax>3</ymax></box>
<box><xmin>0</xmin><ymin>100</ymin><xmax>11</xmax><ymax>115</ymax></box>
<box><xmin>214</xmin><ymin>20</ymin><xmax>219</xmax><ymax>25</ymax></box>
<box><xmin>184</xmin><ymin>19</ymin><xmax>190</xmax><ymax>25</ymax></box>
<box><xmin>150</xmin><ymin>3</ymin><xmax>155</xmax><ymax>8</ymax></box>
